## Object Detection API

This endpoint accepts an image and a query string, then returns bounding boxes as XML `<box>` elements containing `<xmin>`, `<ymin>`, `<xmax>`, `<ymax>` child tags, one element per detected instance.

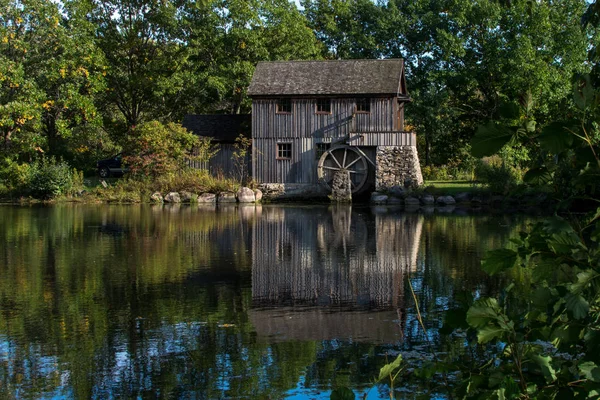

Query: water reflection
<box><xmin>250</xmin><ymin>207</ymin><xmax>425</xmax><ymax>343</ymax></box>
<box><xmin>0</xmin><ymin>205</ymin><xmax>529</xmax><ymax>398</ymax></box>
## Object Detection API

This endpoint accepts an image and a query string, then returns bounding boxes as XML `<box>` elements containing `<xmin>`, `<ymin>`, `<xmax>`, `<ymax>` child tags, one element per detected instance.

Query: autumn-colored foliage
<box><xmin>123</xmin><ymin>121</ymin><xmax>199</xmax><ymax>177</ymax></box>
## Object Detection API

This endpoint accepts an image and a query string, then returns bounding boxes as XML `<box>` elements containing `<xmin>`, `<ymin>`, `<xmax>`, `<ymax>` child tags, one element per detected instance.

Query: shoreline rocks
<box><xmin>149</xmin><ymin>186</ymin><xmax>262</xmax><ymax>205</ymax></box>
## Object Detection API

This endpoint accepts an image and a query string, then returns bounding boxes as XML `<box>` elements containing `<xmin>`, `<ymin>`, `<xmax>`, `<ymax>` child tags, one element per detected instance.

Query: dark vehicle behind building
<box><xmin>97</xmin><ymin>154</ymin><xmax>127</xmax><ymax>178</ymax></box>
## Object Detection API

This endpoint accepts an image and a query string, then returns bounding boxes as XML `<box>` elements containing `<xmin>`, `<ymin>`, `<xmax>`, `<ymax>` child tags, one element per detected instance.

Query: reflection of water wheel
<box><xmin>317</xmin><ymin>146</ymin><xmax>368</xmax><ymax>194</ymax></box>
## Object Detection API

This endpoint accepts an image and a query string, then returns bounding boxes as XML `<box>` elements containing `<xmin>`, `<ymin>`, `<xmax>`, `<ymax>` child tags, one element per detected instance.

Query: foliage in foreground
<box><xmin>458</xmin><ymin>210</ymin><xmax>600</xmax><ymax>398</ymax></box>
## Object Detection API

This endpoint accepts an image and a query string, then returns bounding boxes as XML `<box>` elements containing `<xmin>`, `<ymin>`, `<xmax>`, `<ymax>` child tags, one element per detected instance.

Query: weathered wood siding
<box><xmin>189</xmin><ymin>143</ymin><xmax>250</xmax><ymax>178</ymax></box>
<box><xmin>252</xmin><ymin>97</ymin><xmax>396</xmax><ymax>139</ymax></box>
<box><xmin>252</xmin><ymin>97</ymin><xmax>409</xmax><ymax>184</ymax></box>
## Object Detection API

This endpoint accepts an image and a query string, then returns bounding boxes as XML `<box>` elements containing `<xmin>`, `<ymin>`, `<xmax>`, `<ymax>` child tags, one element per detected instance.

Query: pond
<box><xmin>0</xmin><ymin>204</ymin><xmax>532</xmax><ymax>399</ymax></box>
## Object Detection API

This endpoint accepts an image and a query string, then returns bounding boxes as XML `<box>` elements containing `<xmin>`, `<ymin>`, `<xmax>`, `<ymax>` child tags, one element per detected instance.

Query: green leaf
<box><xmin>571</xmin><ymin>270</ymin><xmax>599</xmax><ymax>293</ymax></box>
<box><xmin>523</xmin><ymin>167</ymin><xmax>553</xmax><ymax>185</ymax></box>
<box><xmin>482</xmin><ymin>249</ymin><xmax>517</xmax><ymax>275</ymax></box>
<box><xmin>548</xmin><ymin>231</ymin><xmax>585</xmax><ymax>254</ymax></box>
<box><xmin>330</xmin><ymin>387</ymin><xmax>355</xmax><ymax>400</ymax></box>
<box><xmin>496</xmin><ymin>388</ymin><xmax>506</xmax><ymax>400</ymax></box>
<box><xmin>471</xmin><ymin>122</ymin><xmax>515</xmax><ymax>158</ymax></box>
<box><xmin>526</xmin><ymin>119</ymin><xmax>536</xmax><ymax>133</ymax></box>
<box><xmin>531</xmin><ymin>354</ymin><xmax>557</xmax><ymax>383</ymax></box>
<box><xmin>467</xmin><ymin>298</ymin><xmax>502</xmax><ymax>328</ymax></box>
<box><xmin>477</xmin><ymin>325</ymin><xmax>506</xmax><ymax>343</ymax></box>
<box><xmin>498</xmin><ymin>101</ymin><xmax>520</xmax><ymax>119</ymax></box>
<box><xmin>565</xmin><ymin>293</ymin><xmax>590</xmax><ymax>320</ymax></box>
<box><xmin>580</xmin><ymin>362</ymin><xmax>600</xmax><ymax>382</ymax></box>
<box><xmin>538</xmin><ymin>121</ymin><xmax>574</xmax><ymax>153</ymax></box>
<box><xmin>585</xmin><ymin>330</ymin><xmax>600</xmax><ymax>361</ymax></box>
<box><xmin>378</xmin><ymin>354</ymin><xmax>402</xmax><ymax>382</ymax></box>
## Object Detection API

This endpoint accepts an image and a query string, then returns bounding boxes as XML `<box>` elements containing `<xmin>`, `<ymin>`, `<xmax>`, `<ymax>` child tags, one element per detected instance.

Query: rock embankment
<box><xmin>149</xmin><ymin>187</ymin><xmax>262</xmax><ymax>205</ymax></box>
<box><xmin>369</xmin><ymin>190</ymin><xmax>553</xmax><ymax>212</ymax></box>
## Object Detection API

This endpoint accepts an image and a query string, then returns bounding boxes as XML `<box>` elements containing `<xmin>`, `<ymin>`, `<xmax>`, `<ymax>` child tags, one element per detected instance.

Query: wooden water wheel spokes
<box><xmin>317</xmin><ymin>145</ymin><xmax>368</xmax><ymax>194</ymax></box>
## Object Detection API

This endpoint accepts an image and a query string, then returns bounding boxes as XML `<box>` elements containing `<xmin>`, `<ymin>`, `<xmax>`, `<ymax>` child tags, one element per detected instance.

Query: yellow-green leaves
<box><xmin>378</xmin><ymin>354</ymin><xmax>402</xmax><ymax>382</ymax></box>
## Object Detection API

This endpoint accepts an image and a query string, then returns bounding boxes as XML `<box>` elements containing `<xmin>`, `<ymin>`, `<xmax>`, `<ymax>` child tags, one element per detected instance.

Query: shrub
<box><xmin>0</xmin><ymin>158</ymin><xmax>33</xmax><ymax>194</ymax></box>
<box><xmin>474</xmin><ymin>155</ymin><xmax>521</xmax><ymax>194</ymax></box>
<box><xmin>29</xmin><ymin>157</ymin><xmax>82</xmax><ymax>199</ymax></box>
<box><xmin>421</xmin><ymin>164</ymin><xmax>474</xmax><ymax>181</ymax></box>
<box><xmin>123</xmin><ymin>121</ymin><xmax>201</xmax><ymax>178</ymax></box>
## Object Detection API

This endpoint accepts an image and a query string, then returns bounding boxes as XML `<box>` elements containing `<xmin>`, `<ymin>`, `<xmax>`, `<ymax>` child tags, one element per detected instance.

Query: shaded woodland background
<box><xmin>0</xmin><ymin>0</ymin><xmax>596</xmax><ymax>175</ymax></box>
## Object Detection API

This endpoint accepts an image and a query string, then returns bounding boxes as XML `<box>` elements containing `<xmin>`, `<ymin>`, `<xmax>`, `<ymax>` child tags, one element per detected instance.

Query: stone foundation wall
<box><xmin>376</xmin><ymin>146</ymin><xmax>423</xmax><ymax>190</ymax></box>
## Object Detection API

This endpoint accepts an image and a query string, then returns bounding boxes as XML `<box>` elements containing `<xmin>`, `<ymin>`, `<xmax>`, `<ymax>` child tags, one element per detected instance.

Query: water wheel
<box><xmin>317</xmin><ymin>145</ymin><xmax>369</xmax><ymax>194</ymax></box>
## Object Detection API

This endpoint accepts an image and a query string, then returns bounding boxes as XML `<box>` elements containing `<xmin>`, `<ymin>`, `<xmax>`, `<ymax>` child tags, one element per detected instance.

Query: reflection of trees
<box><xmin>403</xmin><ymin>214</ymin><xmax>532</xmax><ymax>349</ymax></box>
<box><xmin>0</xmin><ymin>205</ymin><xmax>312</xmax><ymax>399</ymax></box>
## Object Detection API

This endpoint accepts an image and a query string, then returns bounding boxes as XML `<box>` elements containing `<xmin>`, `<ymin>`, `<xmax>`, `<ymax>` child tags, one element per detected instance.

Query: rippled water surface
<box><xmin>0</xmin><ymin>205</ymin><xmax>532</xmax><ymax>399</ymax></box>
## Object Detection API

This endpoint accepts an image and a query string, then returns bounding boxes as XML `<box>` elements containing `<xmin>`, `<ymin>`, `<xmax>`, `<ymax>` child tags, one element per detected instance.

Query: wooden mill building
<box><xmin>247</xmin><ymin>59</ymin><xmax>423</xmax><ymax>196</ymax></box>
<box><xmin>182</xmin><ymin>114</ymin><xmax>251</xmax><ymax>177</ymax></box>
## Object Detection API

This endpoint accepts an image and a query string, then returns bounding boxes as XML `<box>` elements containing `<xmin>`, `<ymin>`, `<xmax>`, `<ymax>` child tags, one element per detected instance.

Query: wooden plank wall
<box><xmin>252</xmin><ymin>98</ymin><xmax>396</xmax><ymax>139</ymax></box>
<box><xmin>252</xmin><ymin>97</ymin><xmax>408</xmax><ymax>184</ymax></box>
<box><xmin>188</xmin><ymin>144</ymin><xmax>250</xmax><ymax>178</ymax></box>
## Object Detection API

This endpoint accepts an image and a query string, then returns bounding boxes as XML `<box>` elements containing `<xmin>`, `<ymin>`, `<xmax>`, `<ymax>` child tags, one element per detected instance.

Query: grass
<box><xmin>423</xmin><ymin>180</ymin><xmax>487</xmax><ymax>196</ymax></box>
<box><xmin>82</xmin><ymin>169</ymin><xmax>242</xmax><ymax>203</ymax></box>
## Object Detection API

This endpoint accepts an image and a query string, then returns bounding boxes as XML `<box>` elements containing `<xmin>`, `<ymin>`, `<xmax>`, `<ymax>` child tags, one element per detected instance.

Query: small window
<box><xmin>316</xmin><ymin>99</ymin><xmax>331</xmax><ymax>114</ymax></box>
<box><xmin>277</xmin><ymin>99</ymin><xmax>292</xmax><ymax>114</ymax></box>
<box><xmin>356</xmin><ymin>98</ymin><xmax>370</xmax><ymax>113</ymax></box>
<box><xmin>316</xmin><ymin>143</ymin><xmax>330</xmax><ymax>160</ymax></box>
<box><xmin>277</xmin><ymin>143</ymin><xmax>292</xmax><ymax>160</ymax></box>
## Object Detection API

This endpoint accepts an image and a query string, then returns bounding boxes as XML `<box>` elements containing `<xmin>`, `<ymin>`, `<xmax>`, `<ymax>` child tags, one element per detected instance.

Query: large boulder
<box><xmin>218</xmin><ymin>192</ymin><xmax>237</xmax><ymax>203</ymax></box>
<box><xmin>421</xmin><ymin>194</ymin><xmax>435</xmax><ymax>205</ymax></box>
<box><xmin>197</xmin><ymin>193</ymin><xmax>216</xmax><ymax>203</ymax></box>
<box><xmin>180</xmin><ymin>191</ymin><xmax>194</xmax><ymax>203</ymax></box>
<box><xmin>404</xmin><ymin>196</ymin><xmax>420</xmax><ymax>207</ymax></box>
<box><xmin>150</xmin><ymin>192</ymin><xmax>163</xmax><ymax>203</ymax></box>
<box><xmin>387</xmin><ymin>196</ymin><xmax>403</xmax><ymax>205</ymax></box>
<box><xmin>164</xmin><ymin>192</ymin><xmax>181</xmax><ymax>203</ymax></box>
<box><xmin>388</xmin><ymin>185</ymin><xmax>406</xmax><ymax>198</ymax></box>
<box><xmin>237</xmin><ymin>187</ymin><xmax>256</xmax><ymax>203</ymax></box>
<box><xmin>253</xmin><ymin>189</ymin><xmax>263</xmax><ymax>203</ymax></box>
<box><xmin>436</xmin><ymin>195</ymin><xmax>456</xmax><ymax>205</ymax></box>
<box><xmin>370</xmin><ymin>192</ymin><xmax>389</xmax><ymax>205</ymax></box>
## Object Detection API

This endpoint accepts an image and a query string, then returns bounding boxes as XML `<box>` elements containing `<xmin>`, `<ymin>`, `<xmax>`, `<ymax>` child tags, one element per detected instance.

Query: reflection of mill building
<box><xmin>251</xmin><ymin>208</ymin><xmax>423</xmax><ymax>308</ymax></box>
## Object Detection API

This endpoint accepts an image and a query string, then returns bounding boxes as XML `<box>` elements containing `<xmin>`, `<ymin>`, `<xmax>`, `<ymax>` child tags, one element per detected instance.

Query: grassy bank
<box><xmin>423</xmin><ymin>180</ymin><xmax>486</xmax><ymax>196</ymax></box>
<box><xmin>1</xmin><ymin>170</ymin><xmax>242</xmax><ymax>204</ymax></box>
<box><xmin>84</xmin><ymin>170</ymin><xmax>241</xmax><ymax>203</ymax></box>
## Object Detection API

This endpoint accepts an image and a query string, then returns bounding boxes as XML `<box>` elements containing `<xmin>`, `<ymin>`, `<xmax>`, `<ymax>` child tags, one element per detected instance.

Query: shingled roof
<box><xmin>247</xmin><ymin>59</ymin><xmax>406</xmax><ymax>97</ymax></box>
<box><xmin>181</xmin><ymin>114</ymin><xmax>251</xmax><ymax>143</ymax></box>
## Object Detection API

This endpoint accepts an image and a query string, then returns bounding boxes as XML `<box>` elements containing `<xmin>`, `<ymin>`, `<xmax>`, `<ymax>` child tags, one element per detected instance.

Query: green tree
<box><xmin>90</xmin><ymin>0</ymin><xmax>188</xmax><ymax>131</ymax></box>
<box><xmin>123</xmin><ymin>120</ymin><xmax>199</xmax><ymax>177</ymax></box>
<box><xmin>181</xmin><ymin>0</ymin><xmax>322</xmax><ymax>115</ymax></box>
<box><xmin>301</xmin><ymin>0</ymin><xmax>384</xmax><ymax>59</ymax></box>
<box><xmin>0</xmin><ymin>0</ymin><xmax>43</xmax><ymax>155</ymax></box>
